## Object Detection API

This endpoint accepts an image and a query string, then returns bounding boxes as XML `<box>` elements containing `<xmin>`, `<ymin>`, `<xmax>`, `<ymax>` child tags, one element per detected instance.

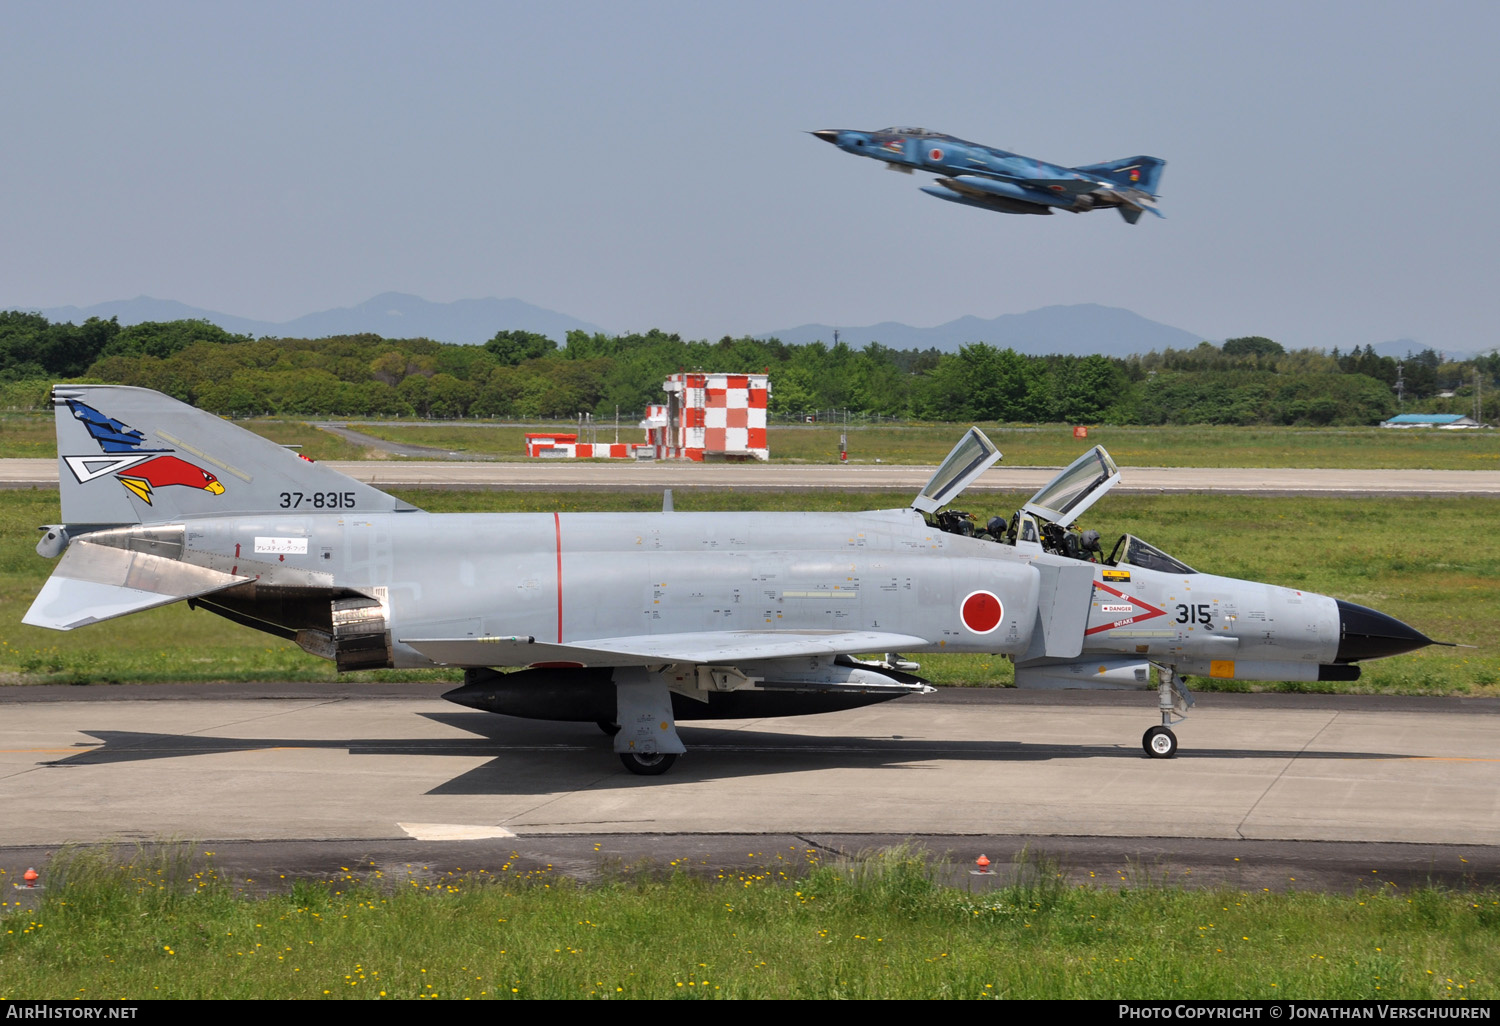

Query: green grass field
<box><xmin>0</xmin><ymin>414</ymin><xmax>375</xmax><ymax>462</ymax></box>
<box><xmin>774</xmin><ymin>421</ymin><xmax>1500</xmax><ymax>468</ymax></box>
<box><xmin>309</xmin><ymin>419</ymin><xmax>1500</xmax><ymax>469</ymax></box>
<box><xmin>337</xmin><ymin>420</ymin><xmax>588</xmax><ymax>459</ymax></box>
<box><xmin>0</xmin><ymin>415</ymin><xmax>62</xmax><ymax>458</ymax></box>
<box><xmin>1</xmin><ymin>846</ymin><xmax>1494</xmax><ymax>1000</ymax></box>
<box><xmin>236</xmin><ymin>419</ymin><xmax>373</xmax><ymax>461</ymax></box>
<box><xmin>0</xmin><ymin>488</ymin><xmax>1493</xmax><ymax>695</ymax></box>
<box><xmin>6</xmin><ymin>413</ymin><xmax>1500</xmax><ymax>467</ymax></box>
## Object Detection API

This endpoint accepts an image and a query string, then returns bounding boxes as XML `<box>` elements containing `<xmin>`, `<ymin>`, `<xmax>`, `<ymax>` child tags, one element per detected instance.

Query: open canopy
<box><xmin>1021</xmin><ymin>445</ymin><xmax>1120</xmax><ymax>528</ymax></box>
<box><xmin>911</xmin><ymin>427</ymin><xmax>1002</xmax><ymax>514</ymax></box>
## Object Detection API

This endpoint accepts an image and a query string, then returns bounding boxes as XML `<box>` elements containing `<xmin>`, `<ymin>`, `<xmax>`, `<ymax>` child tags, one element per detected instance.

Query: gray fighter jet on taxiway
<box><xmin>814</xmin><ymin>126</ymin><xmax>1165</xmax><ymax>222</ymax></box>
<box><xmin>26</xmin><ymin>386</ymin><xmax>1435</xmax><ymax>775</ymax></box>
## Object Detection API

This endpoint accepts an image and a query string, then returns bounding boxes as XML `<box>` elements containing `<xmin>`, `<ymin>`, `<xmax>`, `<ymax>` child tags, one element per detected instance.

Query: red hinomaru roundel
<box><xmin>960</xmin><ymin>590</ymin><xmax>1003</xmax><ymax>634</ymax></box>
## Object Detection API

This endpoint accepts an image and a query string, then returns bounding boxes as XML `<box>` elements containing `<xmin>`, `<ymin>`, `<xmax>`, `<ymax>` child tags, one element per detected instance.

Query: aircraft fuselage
<box><xmin>28</xmin><ymin>386</ymin><xmax>1432</xmax><ymax>772</ymax></box>
<box><xmin>154</xmin><ymin>507</ymin><xmax>1360</xmax><ymax>684</ymax></box>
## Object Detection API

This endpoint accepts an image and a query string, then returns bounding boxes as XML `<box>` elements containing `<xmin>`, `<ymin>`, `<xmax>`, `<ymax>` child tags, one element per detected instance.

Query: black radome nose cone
<box><xmin>1335</xmin><ymin>599</ymin><xmax>1433</xmax><ymax>662</ymax></box>
<box><xmin>811</xmin><ymin>129</ymin><xmax>841</xmax><ymax>144</ymax></box>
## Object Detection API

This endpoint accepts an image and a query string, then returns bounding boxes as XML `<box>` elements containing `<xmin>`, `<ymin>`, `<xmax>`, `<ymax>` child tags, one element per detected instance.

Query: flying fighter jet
<box><xmin>26</xmin><ymin>386</ymin><xmax>1435</xmax><ymax>774</ymax></box>
<box><xmin>813</xmin><ymin>127</ymin><xmax>1165</xmax><ymax>223</ymax></box>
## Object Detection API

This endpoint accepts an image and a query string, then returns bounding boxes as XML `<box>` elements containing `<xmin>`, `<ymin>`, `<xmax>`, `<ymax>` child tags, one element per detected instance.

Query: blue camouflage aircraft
<box><xmin>814</xmin><ymin>127</ymin><xmax>1165</xmax><ymax>223</ymax></box>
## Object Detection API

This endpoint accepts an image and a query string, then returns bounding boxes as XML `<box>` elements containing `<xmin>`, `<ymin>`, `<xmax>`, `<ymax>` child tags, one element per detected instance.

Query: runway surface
<box><xmin>4</xmin><ymin>457</ymin><xmax>1500</xmax><ymax>495</ymax></box>
<box><xmin>3</xmin><ymin>684</ymin><xmax>1496</xmax><ymax>891</ymax></box>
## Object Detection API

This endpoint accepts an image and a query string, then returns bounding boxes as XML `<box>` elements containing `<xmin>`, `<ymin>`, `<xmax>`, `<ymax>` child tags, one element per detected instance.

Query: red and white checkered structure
<box><xmin>650</xmin><ymin>372</ymin><xmax>769</xmax><ymax>461</ymax></box>
<box><xmin>525</xmin><ymin>373</ymin><xmax>770</xmax><ymax>461</ymax></box>
<box><xmin>524</xmin><ymin>433</ymin><xmax>650</xmax><ymax>459</ymax></box>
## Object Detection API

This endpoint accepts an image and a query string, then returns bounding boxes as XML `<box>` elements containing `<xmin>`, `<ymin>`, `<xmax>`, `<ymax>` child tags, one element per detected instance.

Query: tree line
<box><xmin>2</xmin><ymin>311</ymin><xmax>1495</xmax><ymax>425</ymax></box>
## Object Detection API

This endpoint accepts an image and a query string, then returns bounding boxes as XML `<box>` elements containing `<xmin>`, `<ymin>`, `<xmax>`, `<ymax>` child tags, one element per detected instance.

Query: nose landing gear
<box><xmin>1143</xmin><ymin>665</ymin><xmax>1192</xmax><ymax>759</ymax></box>
<box><xmin>1143</xmin><ymin>725</ymin><xmax>1178</xmax><ymax>758</ymax></box>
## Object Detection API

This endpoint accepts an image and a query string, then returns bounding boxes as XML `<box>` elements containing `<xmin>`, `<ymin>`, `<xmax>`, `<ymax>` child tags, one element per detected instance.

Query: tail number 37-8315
<box><xmin>279</xmin><ymin>491</ymin><xmax>357</xmax><ymax>509</ymax></box>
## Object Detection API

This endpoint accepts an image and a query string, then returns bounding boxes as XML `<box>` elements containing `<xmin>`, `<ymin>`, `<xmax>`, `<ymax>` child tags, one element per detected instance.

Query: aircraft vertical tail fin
<box><xmin>1075</xmin><ymin>155</ymin><xmax>1166</xmax><ymax>196</ymax></box>
<box><xmin>50</xmin><ymin>384</ymin><xmax>419</xmax><ymax>528</ymax></box>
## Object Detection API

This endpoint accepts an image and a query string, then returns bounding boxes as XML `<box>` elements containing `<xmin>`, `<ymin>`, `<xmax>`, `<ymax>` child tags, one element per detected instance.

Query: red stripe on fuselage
<box><xmin>554</xmin><ymin>512</ymin><xmax>563</xmax><ymax>643</ymax></box>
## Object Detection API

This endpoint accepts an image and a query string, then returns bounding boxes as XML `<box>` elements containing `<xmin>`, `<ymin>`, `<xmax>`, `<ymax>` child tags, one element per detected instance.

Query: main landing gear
<box><xmin>1143</xmin><ymin>665</ymin><xmax>1193</xmax><ymax>759</ymax></box>
<box><xmin>613</xmin><ymin>669</ymin><xmax>687</xmax><ymax>776</ymax></box>
<box><xmin>619</xmin><ymin>751</ymin><xmax>677</xmax><ymax>775</ymax></box>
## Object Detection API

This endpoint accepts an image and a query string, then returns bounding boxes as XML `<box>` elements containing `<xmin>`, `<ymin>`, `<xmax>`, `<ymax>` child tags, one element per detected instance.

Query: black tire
<box><xmin>1143</xmin><ymin>725</ymin><xmax>1178</xmax><ymax>759</ymax></box>
<box><xmin>597</xmin><ymin>720</ymin><xmax>621</xmax><ymax>736</ymax></box>
<box><xmin>619</xmin><ymin>751</ymin><xmax>677</xmax><ymax>776</ymax></box>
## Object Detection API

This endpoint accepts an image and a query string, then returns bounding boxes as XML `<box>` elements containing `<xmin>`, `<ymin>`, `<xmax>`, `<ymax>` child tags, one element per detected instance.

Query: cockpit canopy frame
<box><xmin>1021</xmin><ymin>445</ymin><xmax>1120</xmax><ymax>529</ymax></box>
<box><xmin>911</xmin><ymin>427</ymin><xmax>1003</xmax><ymax>514</ymax></box>
<box><xmin>1109</xmin><ymin>534</ymin><xmax>1198</xmax><ymax>574</ymax></box>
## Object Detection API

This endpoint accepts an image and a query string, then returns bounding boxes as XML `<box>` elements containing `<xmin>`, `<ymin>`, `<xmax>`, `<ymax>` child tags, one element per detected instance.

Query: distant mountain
<box><xmin>759</xmin><ymin>303</ymin><xmax>1207</xmax><ymax>358</ymax></box>
<box><xmin>33</xmin><ymin>297</ymin><xmax>268</xmax><ymax>336</ymax></box>
<box><xmin>32</xmin><ymin>295</ymin><xmax>1454</xmax><ymax>362</ymax></box>
<box><xmin>1368</xmin><ymin>338</ymin><xmax>1477</xmax><ymax>363</ymax></box>
<box><xmin>271</xmin><ymin>293</ymin><xmax>602</xmax><ymax>344</ymax></box>
<box><xmin>26</xmin><ymin>292</ymin><xmax>602</xmax><ymax>344</ymax></box>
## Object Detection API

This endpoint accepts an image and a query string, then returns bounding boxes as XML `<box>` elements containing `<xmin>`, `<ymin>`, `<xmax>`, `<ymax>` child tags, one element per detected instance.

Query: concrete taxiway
<box><xmin>4</xmin><ymin>458</ymin><xmax>1500</xmax><ymax>495</ymax></box>
<box><xmin>2</xmin><ymin>684</ymin><xmax>1496</xmax><ymax>890</ymax></box>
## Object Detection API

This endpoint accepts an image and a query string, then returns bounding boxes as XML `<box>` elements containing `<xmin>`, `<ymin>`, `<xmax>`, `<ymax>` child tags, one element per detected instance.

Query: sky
<box><xmin>3</xmin><ymin>0</ymin><xmax>1497</xmax><ymax>353</ymax></box>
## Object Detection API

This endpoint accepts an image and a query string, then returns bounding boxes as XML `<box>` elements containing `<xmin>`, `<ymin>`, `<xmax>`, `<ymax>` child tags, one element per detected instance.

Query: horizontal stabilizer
<box><xmin>23</xmin><ymin>539</ymin><xmax>248</xmax><ymax>630</ymax></box>
<box><xmin>1073</xmin><ymin>155</ymin><xmax>1166</xmax><ymax>195</ymax></box>
<box><xmin>1116</xmin><ymin>190</ymin><xmax>1164</xmax><ymax>223</ymax></box>
<box><xmin>403</xmin><ymin>629</ymin><xmax>930</xmax><ymax>668</ymax></box>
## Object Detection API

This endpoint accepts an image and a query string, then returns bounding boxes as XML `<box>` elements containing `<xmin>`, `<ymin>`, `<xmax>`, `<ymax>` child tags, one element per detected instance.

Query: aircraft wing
<box><xmin>402</xmin><ymin>630</ymin><xmax>930</xmax><ymax>668</ymax></box>
<box><xmin>1018</xmin><ymin>177</ymin><xmax>1098</xmax><ymax>198</ymax></box>
<box><xmin>949</xmin><ymin>167</ymin><xmax>1096</xmax><ymax>197</ymax></box>
<box><xmin>23</xmin><ymin>538</ymin><xmax>250</xmax><ymax>630</ymax></box>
